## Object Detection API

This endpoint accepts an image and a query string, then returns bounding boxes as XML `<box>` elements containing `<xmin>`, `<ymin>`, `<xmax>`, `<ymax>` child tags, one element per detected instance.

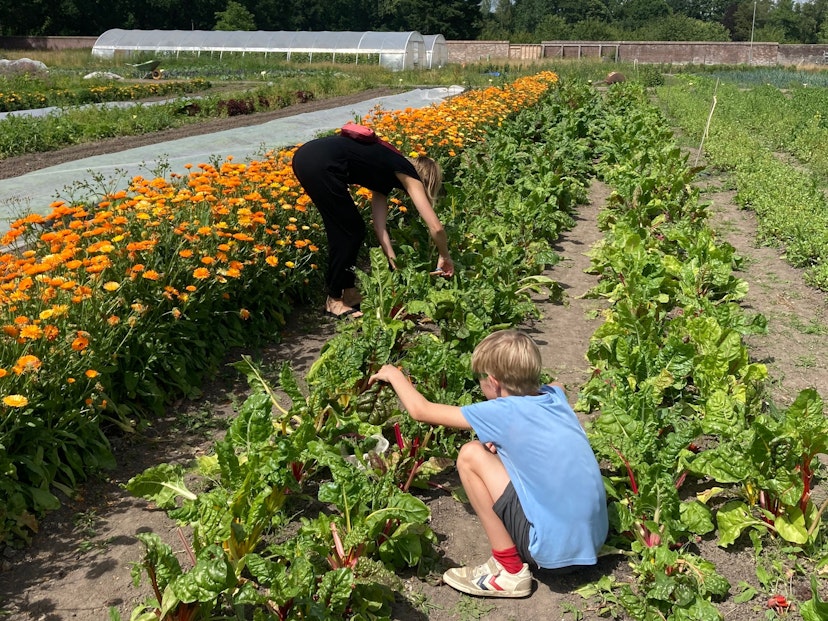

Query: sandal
<box><xmin>324</xmin><ymin>307</ymin><xmax>363</xmax><ymax>320</ymax></box>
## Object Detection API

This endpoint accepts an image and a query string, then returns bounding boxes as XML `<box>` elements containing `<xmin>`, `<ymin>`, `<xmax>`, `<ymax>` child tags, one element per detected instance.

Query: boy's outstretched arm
<box><xmin>369</xmin><ymin>364</ymin><xmax>471</xmax><ymax>430</ymax></box>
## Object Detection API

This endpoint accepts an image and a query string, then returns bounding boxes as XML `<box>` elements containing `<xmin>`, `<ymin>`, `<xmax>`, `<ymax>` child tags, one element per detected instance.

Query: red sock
<box><xmin>492</xmin><ymin>546</ymin><xmax>523</xmax><ymax>574</ymax></box>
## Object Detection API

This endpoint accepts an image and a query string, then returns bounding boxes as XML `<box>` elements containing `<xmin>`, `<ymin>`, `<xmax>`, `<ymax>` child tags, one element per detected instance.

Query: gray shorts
<box><xmin>493</xmin><ymin>481</ymin><xmax>535</xmax><ymax>567</ymax></box>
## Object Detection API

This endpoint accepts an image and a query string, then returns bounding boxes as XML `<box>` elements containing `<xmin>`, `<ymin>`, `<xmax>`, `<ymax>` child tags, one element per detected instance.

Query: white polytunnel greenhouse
<box><xmin>91</xmin><ymin>29</ymin><xmax>432</xmax><ymax>71</ymax></box>
<box><xmin>423</xmin><ymin>34</ymin><xmax>447</xmax><ymax>69</ymax></box>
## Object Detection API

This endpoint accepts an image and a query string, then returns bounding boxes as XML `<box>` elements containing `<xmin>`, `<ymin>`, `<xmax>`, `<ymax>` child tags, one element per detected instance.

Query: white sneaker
<box><xmin>442</xmin><ymin>556</ymin><xmax>534</xmax><ymax>598</ymax></box>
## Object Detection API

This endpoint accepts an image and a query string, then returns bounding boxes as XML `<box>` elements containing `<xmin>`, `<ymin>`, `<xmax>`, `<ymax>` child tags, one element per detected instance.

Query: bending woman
<box><xmin>291</xmin><ymin>132</ymin><xmax>454</xmax><ymax>318</ymax></box>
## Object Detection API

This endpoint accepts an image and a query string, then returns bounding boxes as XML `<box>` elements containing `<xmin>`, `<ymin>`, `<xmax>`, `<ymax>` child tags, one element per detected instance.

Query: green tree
<box><xmin>797</xmin><ymin>0</ymin><xmax>828</xmax><ymax>42</ymax></box>
<box><xmin>512</xmin><ymin>0</ymin><xmax>554</xmax><ymax>33</ymax></box>
<box><xmin>215</xmin><ymin>0</ymin><xmax>256</xmax><ymax>30</ymax></box>
<box><xmin>535</xmin><ymin>14</ymin><xmax>571</xmax><ymax>39</ymax></box>
<box><xmin>725</xmin><ymin>0</ymin><xmax>768</xmax><ymax>41</ymax></box>
<box><xmin>378</xmin><ymin>0</ymin><xmax>482</xmax><ymax>39</ymax></box>
<box><xmin>767</xmin><ymin>0</ymin><xmax>803</xmax><ymax>42</ymax></box>
<box><xmin>618</xmin><ymin>0</ymin><xmax>671</xmax><ymax>30</ymax></box>
<box><xmin>571</xmin><ymin>17</ymin><xmax>622</xmax><ymax>38</ymax></box>
<box><xmin>633</xmin><ymin>14</ymin><xmax>731</xmax><ymax>39</ymax></box>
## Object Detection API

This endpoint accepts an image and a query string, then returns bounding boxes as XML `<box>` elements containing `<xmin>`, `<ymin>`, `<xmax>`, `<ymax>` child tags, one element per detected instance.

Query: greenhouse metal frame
<box><xmin>423</xmin><ymin>34</ymin><xmax>447</xmax><ymax>69</ymax></box>
<box><xmin>92</xmin><ymin>29</ymin><xmax>430</xmax><ymax>71</ymax></box>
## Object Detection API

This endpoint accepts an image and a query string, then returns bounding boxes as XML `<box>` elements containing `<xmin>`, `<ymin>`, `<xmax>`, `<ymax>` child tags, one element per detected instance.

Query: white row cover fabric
<box><xmin>92</xmin><ymin>29</ymin><xmax>434</xmax><ymax>71</ymax></box>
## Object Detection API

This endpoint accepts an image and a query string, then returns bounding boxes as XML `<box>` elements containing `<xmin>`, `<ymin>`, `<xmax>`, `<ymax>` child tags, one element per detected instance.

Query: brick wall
<box><xmin>778</xmin><ymin>44</ymin><xmax>828</xmax><ymax>65</ymax></box>
<box><xmin>446</xmin><ymin>40</ymin><xmax>510</xmax><ymax>64</ymax></box>
<box><xmin>540</xmin><ymin>41</ymin><xmax>778</xmax><ymax>65</ymax></box>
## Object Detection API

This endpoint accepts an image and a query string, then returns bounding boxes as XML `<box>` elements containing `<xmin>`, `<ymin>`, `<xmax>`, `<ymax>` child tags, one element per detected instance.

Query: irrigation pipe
<box><xmin>695</xmin><ymin>78</ymin><xmax>719</xmax><ymax>168</ymax></box>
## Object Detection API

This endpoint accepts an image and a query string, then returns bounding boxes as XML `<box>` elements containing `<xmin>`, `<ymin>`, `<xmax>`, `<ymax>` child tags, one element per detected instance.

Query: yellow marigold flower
<box><xmin>85</xmin><ymin>369</ymin><xmax>99</xmax><ymax>378</ymax></box>
<box><xmin>285</xmin><ymin>261</ymin><xmax>295</xmax><ymax>268</ymax></box>
<box><xmin>266</xmin><ymin>256</ymin><xmax>279</xmax><ymax>267</ymax></box>
<box><xmin>3</xmin><ymin>395</ymin><xmax>28</xmax><ymax>408</ymax></box>
<box><xmin>20</xmin><ymin>325</ymin><xmax>43</xmax><ymax>340</ymax></box>
<box><xmin>103</xmin><ymin>281</ymin><xmax>120</xmax><ymax>291</ymax></box>
<box><xmin>193</xmin><ymin>267</ymin><xmax>210</xmax><ymax>279</ymax></box>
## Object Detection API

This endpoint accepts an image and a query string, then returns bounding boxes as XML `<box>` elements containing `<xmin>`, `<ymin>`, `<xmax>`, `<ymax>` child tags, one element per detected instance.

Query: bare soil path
<box><xmin>1</xmin><ymin>105</ymin><xmax>826</xmax><ymax>621</ymax></box>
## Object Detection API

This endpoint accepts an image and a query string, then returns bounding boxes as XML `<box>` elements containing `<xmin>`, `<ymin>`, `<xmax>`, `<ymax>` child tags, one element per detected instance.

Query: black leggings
<box><xmin>292</xmin><ymin>145</ymin><xmax>365</xmax><ymax>298</ymax></box>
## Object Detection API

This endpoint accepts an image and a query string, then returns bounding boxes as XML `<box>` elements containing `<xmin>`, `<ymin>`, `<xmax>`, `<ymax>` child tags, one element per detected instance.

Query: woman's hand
<box><xmin>433</xmin><ymin>255</ymin><xmax>454</xmax><ymax>277</ymax></box>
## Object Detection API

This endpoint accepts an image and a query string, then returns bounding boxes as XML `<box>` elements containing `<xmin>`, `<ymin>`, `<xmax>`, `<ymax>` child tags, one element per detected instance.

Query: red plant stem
<box><xmin>800</xmin><ymin>454</ymin><xmax>813</xmax><ymax>513</ymax></box>
<box><xmin>177</xmin><ymin>527</ymin><xmax>196</xmax><ymax>567</ymax></box>
<box><xmin>393</xmin><ymin>422</ymin><xmax>405</xmax><ymax>451</ymax></box>
<box><xmin>612</xmin><ymin>446</ymin><xmax>638</xmax><ymax>495</ymax></box>
<box><xmin>402</xmin><ymin>458</ymin><xmax>425</xmax><ymax>492</ymax></box>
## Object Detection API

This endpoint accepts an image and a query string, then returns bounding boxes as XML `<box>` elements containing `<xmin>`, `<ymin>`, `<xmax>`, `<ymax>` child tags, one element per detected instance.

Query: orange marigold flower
<box><xmin>3</xmin><ymin>395</ymin><xmax>28</xmax><ymax>408</ymax></box>
<box><xmin>85</xmin><ymin>369</ymin><xmax>99</xmax><ymax>378</ymax></box>
<box><xmin>142</xmin><ymin>270</ymin><xmax>161</xmax><ymax>281</ymax></box>
<box><xmin>13</xmin><ymin>355</ymin><xmax>41</xmax><ymax>374</ymax></box>
<box><xmin>3</xmin><ymin>325</ymin><xmax>19</xmax><ymax>338</ymax></box>
<box><xmin>179</xmin><ymin>249</ymin><xmax>194</xmax><ymax>258</ymax></box>
<box><xmin>265</xmin><ymin>256</ymin><xmax>279</xmax><ymax>267</ymax></box>
<box><xmin>0</xmin><ymin>368</ymin><xmax>8</xmax><ymax>378</ymax></box>
<box><xmin>239</xmin><ymin>308</ymin><xmax>251</xmax><ymax>320</ymax></box>
<box><xmin>71</xmin><ymin>332</ymin><xmax>90</xmax><ymax>351</ymax></box>
<box><xmin>193</xmin><ymin>267</ymin><xmax>210</xmax><ymax>279</ymax></box>
<box><xmin>107</xmin><ymin>315</ymin><xmax>120</xmax><ymax>326</ymax></box>
<box><xmin>44</xmin><ymin>325</ymin><xmax>59</xmax><ymax>340</ymax></box>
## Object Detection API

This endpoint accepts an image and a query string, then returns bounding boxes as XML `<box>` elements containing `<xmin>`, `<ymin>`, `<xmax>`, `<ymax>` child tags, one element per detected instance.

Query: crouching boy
<box><xmin>368</xmin><ymin>329</ymin><xmax>608</xmax><ymax>598</ymax></box>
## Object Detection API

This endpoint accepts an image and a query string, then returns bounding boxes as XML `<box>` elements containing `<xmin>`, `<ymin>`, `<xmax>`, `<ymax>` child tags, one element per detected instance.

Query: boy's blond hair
<box><xmin>471</xmin><ymin>330</ymin><xmax>542</xmax><ymax>396</ymax></box>
<box><xmin>408</xmin><ymin>156</ymin><xmax>443</xmax><ymax>206</ymax></box>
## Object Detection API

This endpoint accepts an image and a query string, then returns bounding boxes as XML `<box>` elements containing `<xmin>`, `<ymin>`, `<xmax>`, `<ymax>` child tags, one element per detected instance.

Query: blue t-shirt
<box><xmin>460</xmin><ymin>385</ymin><xmax>608</xmax><ymax>569</ymax></box>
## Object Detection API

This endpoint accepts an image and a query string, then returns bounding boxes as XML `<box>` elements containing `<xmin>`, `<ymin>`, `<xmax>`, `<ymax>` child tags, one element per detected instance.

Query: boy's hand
<box><xmin>368</xmin><ymin>364</ymin><xmax>406</xmax><ymax>387</ymax></box>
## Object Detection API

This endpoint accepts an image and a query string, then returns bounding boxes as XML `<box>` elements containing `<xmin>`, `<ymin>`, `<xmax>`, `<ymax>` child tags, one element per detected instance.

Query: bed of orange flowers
<box><xmin>0</xmin><ymin>70</ymin><xmax>559</xmax><ymax>543</ymax></box>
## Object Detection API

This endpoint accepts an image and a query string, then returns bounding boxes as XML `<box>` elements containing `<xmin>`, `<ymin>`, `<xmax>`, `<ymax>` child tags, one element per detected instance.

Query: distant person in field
<box><xmin>291</xmin><ymin>126</ymin><xmax>454</xmax><ymax>319</ymax></box>
<box><xmin>369</xmin><ymin>329</ymin><xmax>608</xmax><ymax>598</ymax></box>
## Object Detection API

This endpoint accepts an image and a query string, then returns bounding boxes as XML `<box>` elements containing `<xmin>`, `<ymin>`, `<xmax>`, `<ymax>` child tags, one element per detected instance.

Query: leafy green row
<box><xmin>581</xmin><ymin>82</ymin><xmax>828</xmax><ymax>620</ymax></box>
<box><xmin>122</xmin><ymin>81</ymin><xmax>596</xmax><ymax>619</ymax></box>
<box><xmin>655</xmin><ymin>75</ymin><xmax>828</xmax><ymax>289</ymax></box>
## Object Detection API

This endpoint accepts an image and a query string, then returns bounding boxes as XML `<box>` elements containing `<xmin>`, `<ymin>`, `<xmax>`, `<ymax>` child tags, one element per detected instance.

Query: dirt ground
<box><xmin>0</xmin><ymin>100</ymin><xmax>827</xmax><ymax>621</ymax></box>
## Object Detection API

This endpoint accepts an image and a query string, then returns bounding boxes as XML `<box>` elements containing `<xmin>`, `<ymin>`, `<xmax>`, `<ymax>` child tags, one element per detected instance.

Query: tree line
<box><xmin>3</xmin><ymin>0</ymin><xmax>828</xmax><ymax>46</ymax></box>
